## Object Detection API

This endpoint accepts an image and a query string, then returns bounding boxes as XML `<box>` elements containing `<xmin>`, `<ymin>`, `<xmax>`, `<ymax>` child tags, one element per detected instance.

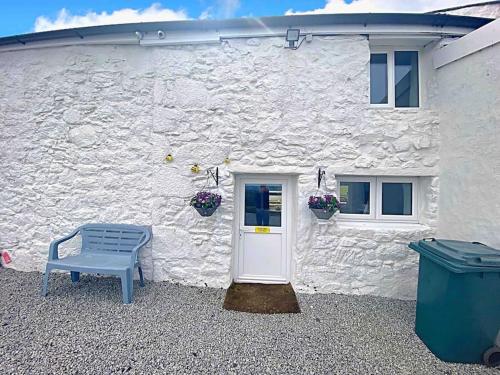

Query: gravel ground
<box><xmin>0</xmin><ymin>268</ymin><xmax>496</xmax><ymax>375</ymax></box>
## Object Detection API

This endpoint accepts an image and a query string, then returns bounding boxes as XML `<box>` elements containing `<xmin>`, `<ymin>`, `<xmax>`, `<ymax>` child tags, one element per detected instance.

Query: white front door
<box><xmin>234</xmin><ymin>176</ymin><xmax>291</xmax><ymax>284</ymax></box>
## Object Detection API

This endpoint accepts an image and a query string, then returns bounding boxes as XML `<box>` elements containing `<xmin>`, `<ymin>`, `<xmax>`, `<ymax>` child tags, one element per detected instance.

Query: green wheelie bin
<box><xmin>409</xmin><ymin>238</ymin><xmax>500</xmax><ymax>365</ymax></box>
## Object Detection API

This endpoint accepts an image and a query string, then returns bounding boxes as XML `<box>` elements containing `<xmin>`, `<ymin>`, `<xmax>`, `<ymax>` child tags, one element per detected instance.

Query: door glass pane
<box><xmin>395</xmin><ymin>51</ymin><xmax>419</xmax><ymax>107</ymax></box>
<box><xmin>382</xmin><ymin>183</ymin><xmax>412</xmax><ymax>215</ymax></box>
<box><xmin>244</xmin><ymin>184</ymin><xmax>282</xmax><ymax>227</ymax></box>
<box><xmin>339</xmin><ymin>181</ymin><xmax>370</xmax><ymax>214</ymax></box>
<box><xmin>370</xmin><ymin>53</ymin><xmax>388</xmax><ymax>104</ymax></box>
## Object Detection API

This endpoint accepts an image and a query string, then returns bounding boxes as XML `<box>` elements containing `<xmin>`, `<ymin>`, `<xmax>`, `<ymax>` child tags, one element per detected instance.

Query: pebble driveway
<box><xmin>0</xmin><ymin>269</ymin><xmax>495</xmax><ymax>374</ymax></box>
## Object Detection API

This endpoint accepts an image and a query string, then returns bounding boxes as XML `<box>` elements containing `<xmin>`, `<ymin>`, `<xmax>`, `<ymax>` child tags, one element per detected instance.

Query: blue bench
<box><xmin>42</xmin><ymin>224</ymin><xmax>151</xmax><ymax>304</ymax></box>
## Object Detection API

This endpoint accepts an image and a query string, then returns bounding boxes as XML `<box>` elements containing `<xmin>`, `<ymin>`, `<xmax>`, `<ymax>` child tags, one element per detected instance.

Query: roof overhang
<box><xmin>0</xmin><ymin>13</ymin><xmax>492</xmax><ymax>52</ymax></box>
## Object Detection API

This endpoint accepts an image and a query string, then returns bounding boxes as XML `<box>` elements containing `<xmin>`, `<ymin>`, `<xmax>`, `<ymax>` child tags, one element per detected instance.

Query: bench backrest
<box><xmin>80</xmin><ymin>224</ymin><xmax>150</xmax><ymax>255</ymax></box>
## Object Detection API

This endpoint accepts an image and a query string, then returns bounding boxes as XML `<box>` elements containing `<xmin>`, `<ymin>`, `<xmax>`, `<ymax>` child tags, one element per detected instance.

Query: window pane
<box><xmin>395</xmin><ymin>51</ymin><xmax>419</xmax><ymax>107</ymax></box>
<box><xmin>244</xmin><ymin>184</ymin><xmax>282</xmax><ymax>227</ymax></box>
<box><xmin>370</xmin><ymin>54</ymin><xmax>388</xmax><ymax>104</ymax></box>
<box><xmin>382</xmin><ymin>183</ymin><xmax>412</xmax><ymax>215</ymax></box>
<box><xmin>339</xmin><ymin>182</ymin><xmax>370</xmax><ymax>214</ymax></box>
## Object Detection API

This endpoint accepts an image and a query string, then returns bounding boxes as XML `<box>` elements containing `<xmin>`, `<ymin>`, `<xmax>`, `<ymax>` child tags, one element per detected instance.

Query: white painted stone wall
<box><xmin>435</xmin><ymin>43</ymin><xmax>500</xmax><ymax>249</ymax></box>
<box><xmin>0</xmin><ymin>36</ymin><xmax>440</xmax><ymax>299</ymax></box>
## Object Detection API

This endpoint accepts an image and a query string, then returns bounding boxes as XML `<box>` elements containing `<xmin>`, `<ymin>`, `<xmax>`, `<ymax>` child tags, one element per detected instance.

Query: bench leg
<box><xmin>127</xmin><ymin>269</ymin><xmax>134</xmax><ymax>302</ymax></box>
<box><xmin>41</xmin><ymin>265</ymin><xmax>52</xmax><ymax>297</ymax></box>
<box><xmin>138</xmin><ymin>266</ymin><xmax>144</xmax><ymax>287</ymax></box>
<box><xmin>120</xmin><ymin>271</ymin><xmax>132</xmax><ymax>304</ymax></box>
<box><xmin>71</xmin><ymin>271</ymin><xmax>80</xmax><ymax>283</ymax></box>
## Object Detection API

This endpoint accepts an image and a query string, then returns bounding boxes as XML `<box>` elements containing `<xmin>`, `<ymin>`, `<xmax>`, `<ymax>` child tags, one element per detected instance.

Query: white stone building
<box><xmin>429</xmin><ymin>0</ymin><xmax>500</xmax><ymax>18</ymax></box>
<box><xmin>0</xmin><ymin>12</ymin><xmax>498</xmax><ymax>300</ymax></box>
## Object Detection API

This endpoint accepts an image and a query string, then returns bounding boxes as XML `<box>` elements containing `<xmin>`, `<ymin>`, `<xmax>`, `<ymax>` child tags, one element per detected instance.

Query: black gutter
<box><xmin>0</xmin><ymin>13</ymin><xmax>492</xmax><ymax>47</ymax></box>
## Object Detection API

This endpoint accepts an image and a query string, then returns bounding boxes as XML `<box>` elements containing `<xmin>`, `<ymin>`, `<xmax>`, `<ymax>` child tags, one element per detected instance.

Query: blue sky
<box><xmin>0</xmin><ymin>0</ymin><xmax>319</xmax><ymax>36</ymax></box>
<box><xmin>0</xmin><ymin>1</ymin><xmax>474</xmax><ymax>37</ymax></box>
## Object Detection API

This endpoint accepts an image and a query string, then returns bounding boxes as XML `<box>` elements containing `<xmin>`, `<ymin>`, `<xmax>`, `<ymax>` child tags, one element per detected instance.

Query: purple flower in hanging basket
<box><xmin>190</xmin><ymin>191</ymin><xmax>222</xmax><ymax>209</ymax></box>
<box><xmin>308</xmin><ymin>194</ymin><xmax>339</xmax><ymax>213</ymax></box>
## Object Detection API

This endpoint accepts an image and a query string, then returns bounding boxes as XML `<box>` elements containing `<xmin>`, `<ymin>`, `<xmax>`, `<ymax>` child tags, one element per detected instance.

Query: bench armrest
<box><xmin>130</xmin><ymin>230</ymin><xmax>152</xmax><ymax>268</ymax></box>
<box><xmin>48</xmin><ymin>228</ymin><xmax>80</xmax><ymax>260</ymax></box>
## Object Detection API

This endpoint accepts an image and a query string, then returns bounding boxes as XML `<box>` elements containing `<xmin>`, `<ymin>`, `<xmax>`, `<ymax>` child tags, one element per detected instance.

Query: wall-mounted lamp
<box><xmin>285</xmin><ymin>28</ymin><xmax>300</xmax><ymax>49</ymax></box>
<box><xmin>164</xmin><ymin>153</ymin><xmax>173</xmax><ymax>162</ymax></box>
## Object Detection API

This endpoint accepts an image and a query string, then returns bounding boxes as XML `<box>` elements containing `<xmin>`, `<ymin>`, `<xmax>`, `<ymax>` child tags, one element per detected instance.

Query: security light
<box><xmin>285</xmin><ymin>28</ymin><xmax>300</xmax><ymax>48</ymax></box>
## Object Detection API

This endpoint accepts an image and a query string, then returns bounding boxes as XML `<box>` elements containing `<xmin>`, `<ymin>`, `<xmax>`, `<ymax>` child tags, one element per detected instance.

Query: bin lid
<box><xmin>409</xmin><ymin>239</ymin><xmax>500</xmax><ymax>272</ymax></box>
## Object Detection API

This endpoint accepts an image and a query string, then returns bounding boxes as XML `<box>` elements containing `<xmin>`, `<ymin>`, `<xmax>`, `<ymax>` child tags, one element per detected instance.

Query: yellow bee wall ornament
<box><xmin>191</xmin><ymin>164</ymin><xmax>201</xmax><ymax>173</ymax></box>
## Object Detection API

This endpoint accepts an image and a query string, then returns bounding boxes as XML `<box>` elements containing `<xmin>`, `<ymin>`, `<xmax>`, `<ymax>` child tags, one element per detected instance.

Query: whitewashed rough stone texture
<box><xmin>0</xmin><ymin>36</ymin><xmax>439</xmax><ymax>299</ymax></box>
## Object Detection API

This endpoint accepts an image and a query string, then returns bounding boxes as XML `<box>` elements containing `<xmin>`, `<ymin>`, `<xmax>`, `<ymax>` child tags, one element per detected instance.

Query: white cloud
<box><xmin>199</xmin><ymin>0</ymin><xmax>241</xmax><ymax>20</ymax></box>
<box><xmin>218</xmin><ymin>0</ymin><xmax>241</xmax><ymax>18</ymax></box>
<box><xmin>199</xmin><ymin>8</ymin><xmax>213</xmax><ymax>20</ymax></box>
<box><xmin>285</xmin><ymin>0</ymin><xmax>483</xmax><ymax>15</ymax></box>
<box><xmin>34</xmin><ymin>3</ymin><xmax>188</xmax><ymax>32</ymax></box>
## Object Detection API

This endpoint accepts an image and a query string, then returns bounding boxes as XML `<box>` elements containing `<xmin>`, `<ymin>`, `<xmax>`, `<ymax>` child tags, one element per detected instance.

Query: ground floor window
<box><xmin>337</xmin><ymin>176</ymin><xmax>418</xmax><ymax>222</ymax></box>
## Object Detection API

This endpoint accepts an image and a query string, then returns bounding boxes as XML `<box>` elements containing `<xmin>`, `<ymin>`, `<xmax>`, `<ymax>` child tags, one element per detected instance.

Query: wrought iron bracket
<box><xmin>208</xmin><ymin>167</ymin><xmax>219</xmax><ymax>186</ymax></box>
<box><xmin>317</xmin><ymin>168</ymin><xmax>325</xmax><ymax>189</ymax></box>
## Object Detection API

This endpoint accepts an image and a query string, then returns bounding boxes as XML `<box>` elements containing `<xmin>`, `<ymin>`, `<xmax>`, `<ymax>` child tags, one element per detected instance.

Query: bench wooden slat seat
<box><xmin>42</xmin><ymin>224</ymin><xmax>151</xmax><ymax>304</ymax></box>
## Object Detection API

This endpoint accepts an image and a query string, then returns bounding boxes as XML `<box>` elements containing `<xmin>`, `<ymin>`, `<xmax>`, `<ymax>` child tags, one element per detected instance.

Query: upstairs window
<box><xmin>395</xmin><ymin>51</ymin><xmax>419</xmax><ymax>107</ymax></box>
<box><xmin>370</xmin><ymin>49</ymin><xmax>420</xmax><ymax>108</ymax></box>
<box><xmin>370</xmin><ymin>54</ymin><xmax>388</xmax><ymax>105</ymax></box>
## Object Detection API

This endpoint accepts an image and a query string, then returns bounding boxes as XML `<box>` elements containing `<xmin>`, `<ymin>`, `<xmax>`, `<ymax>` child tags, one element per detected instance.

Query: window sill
<box><xmin>336</xmin><ymin>220</ymin><xmax>432</xmax><ymax>232</ymax></box>
<box><xmin>369</xmin><ymin>105</ymin><xmax>421</xmax><ymax>111</ymax></box>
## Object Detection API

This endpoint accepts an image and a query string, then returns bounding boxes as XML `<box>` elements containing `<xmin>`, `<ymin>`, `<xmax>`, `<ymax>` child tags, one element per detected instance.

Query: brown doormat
<box><xmin>223</xmin><ymin>282</ymin><xmax>301</xmax><ymax>314</ymax></box>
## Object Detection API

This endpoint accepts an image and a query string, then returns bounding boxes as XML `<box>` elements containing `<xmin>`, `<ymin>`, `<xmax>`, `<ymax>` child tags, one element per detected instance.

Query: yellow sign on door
<box><xmin>255</xmin><ymin>226</ymin><xmax>270</xmax><ymax>234</ymax></box>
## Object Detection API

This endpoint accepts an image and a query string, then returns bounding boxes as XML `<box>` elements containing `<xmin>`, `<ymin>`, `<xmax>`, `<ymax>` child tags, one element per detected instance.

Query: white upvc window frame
<box><xmin>337</xmin><ymin>176</ymin><xmax>419</xmax><ymax>223</ymax></box>
<box><xmin>376</xmin><ymin>176</ymin><xmax>418</xmax><ymax>222</ymax></box>
<box><xmin>369</xmin><ymin>50</ymin><xmax>393</xmax><ymax>108</ymax></box>
<box><xmin>337</xmin><ymin>176</ymin><xmax>376</xmax><ymax>220</ymax></box>
<box><xmin>369</xmin><ymin>47</ymin><xmax>422</xmax><ymax>109</ymax></box>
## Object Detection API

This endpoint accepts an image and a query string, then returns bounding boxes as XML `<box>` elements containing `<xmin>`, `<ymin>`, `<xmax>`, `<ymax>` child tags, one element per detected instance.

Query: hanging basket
<box><xmin>308</xmin><ymin>194</ymin><xmax>339</xmax><ymax>221</ymax></box>
<box><xmin>190</xmin><ymin>191</ymin><xmax>222</xmax><ymax>217</ymax></box>
<box><xmin>194</xmin><ymin>206</ymin><xmax>218</xmax><ymax>217</ymax></box>
<box><xmin>310</xmin><ymin>208</ymin><xmax>335</xmax><ymax>220</ymax></box>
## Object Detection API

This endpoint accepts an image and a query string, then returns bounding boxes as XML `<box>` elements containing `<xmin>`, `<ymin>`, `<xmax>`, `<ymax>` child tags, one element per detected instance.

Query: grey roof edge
<box><xmin>0</xmin><ymin>13</ymin><xmax>492</xmax><ymax>47</ymax></box>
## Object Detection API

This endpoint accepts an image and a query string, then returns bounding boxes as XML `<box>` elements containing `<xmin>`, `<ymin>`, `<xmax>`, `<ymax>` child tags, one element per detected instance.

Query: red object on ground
<box><xmin>1</xmin><ymin>251</ymin><xmax>12</xmax><ymax>264</ymax></box>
